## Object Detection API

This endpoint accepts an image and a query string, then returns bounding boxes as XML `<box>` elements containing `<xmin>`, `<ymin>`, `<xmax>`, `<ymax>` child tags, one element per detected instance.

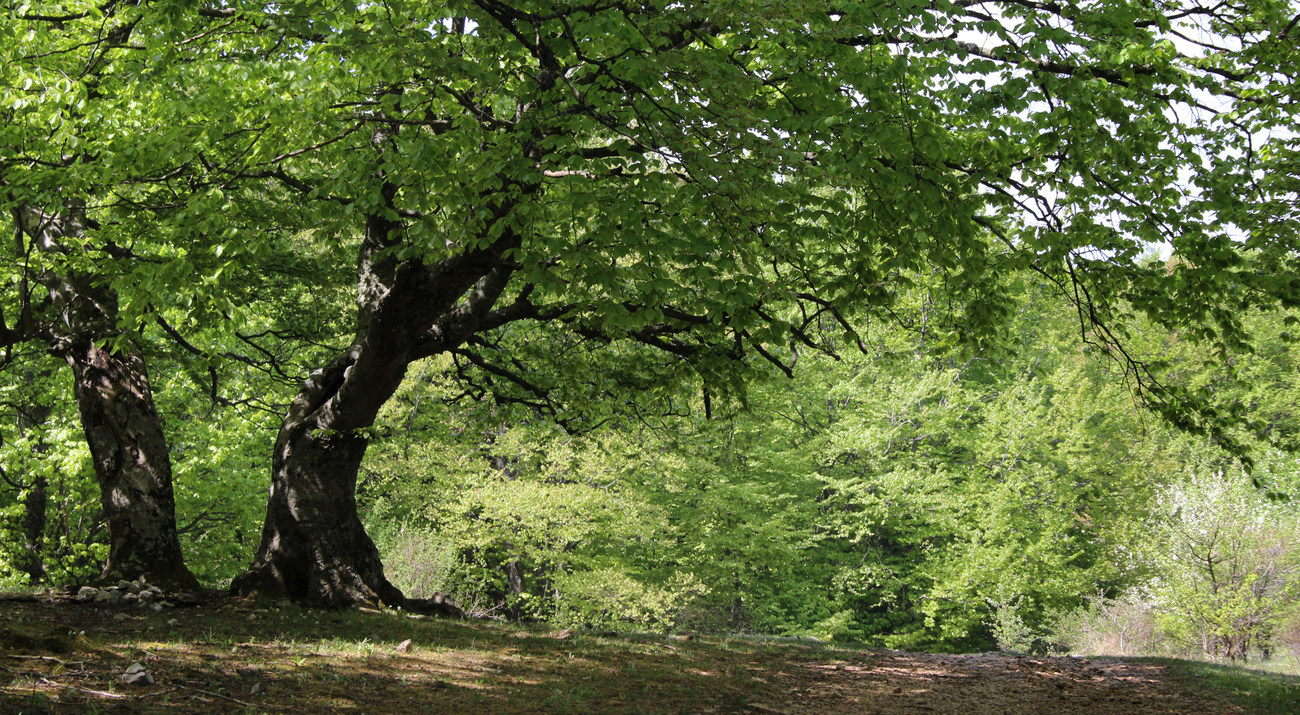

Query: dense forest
<box><xmin>3</xmin><ymin>0</ymin><xmax>1300</xmax><ymax>662</ymax></box>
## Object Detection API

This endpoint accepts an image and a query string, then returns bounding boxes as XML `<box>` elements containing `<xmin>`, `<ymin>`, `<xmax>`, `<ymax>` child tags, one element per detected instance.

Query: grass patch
<box><xmin>1140</xmin><ymin>657</ymin><xmax>1300</xmax><ymax>715</ymax></box>
<box><xmin>0</xmin><ymin>593</ymin><xmax>1276</xmax><ymax>713</ymax></box>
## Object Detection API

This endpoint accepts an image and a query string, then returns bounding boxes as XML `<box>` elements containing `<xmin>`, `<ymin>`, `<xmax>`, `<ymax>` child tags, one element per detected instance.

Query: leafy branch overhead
<box><xmin>1</xmin><ymin>0</ymin><xmax>1298</xmax><ymax>606</ymax></box>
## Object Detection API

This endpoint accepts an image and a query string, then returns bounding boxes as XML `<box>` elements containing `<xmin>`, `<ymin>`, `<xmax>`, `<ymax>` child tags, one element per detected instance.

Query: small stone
<box><xmin>250</xmin><ymin>682</ymin><xmax>263</xmax><ymax>695</ymax></box>
<box><xmin>120</xmin><ymin>662</ymin><xmax>154</xmax><ymax>686</ymax></box>
<box><xmin>167</xmin><ymin>619</ymin><xmax>179</xmax><ymax>627</ymax></box>
<box><xmin>113</xmin><ymin>612</ymin><xmax>129</xmax><ymax>622</ymax></box>
<box><xmin>150</xmin><ymin>602</ymin><xmax>164</xmax><ymax>613</ymax></box>
<box><xmin>138</xmin><ymin>590</ymin><xmax>155</xmax><ymax>602</ymax></box>
<box><xmin>123</xmin><ymin>593</ymin><xmax>139</xmax><ymax>605</ymax></box>
<box><xmin>76</xmin><ymin>586</ymin><xmax>98</xmax><ymax>601</ymax></box>
<box><xmin>93</xmin><ymin>590</ymin><xmax>113</xmax><ymax>603</ymax></box>
<box><xmin>117</xmin><ymin>580</ymin><xmax>133</xmax><ymax>590</ymax></box>
<box><xmin>396</xmin><ymin>639</ymin><xmax>412</xmax><ymax>653</ymax></box>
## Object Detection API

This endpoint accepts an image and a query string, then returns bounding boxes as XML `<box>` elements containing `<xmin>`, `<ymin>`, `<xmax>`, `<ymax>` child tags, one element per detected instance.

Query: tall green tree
<box><xmin>8</xmin><ymin>1</ymin><xmax>1298</xmax><ymax>607</ymax></box>
<box><xmin>2</xmin><ymin>4</ymin><xmax>203</xmax><ymax>589</ymax></box>
<box><xmin>211</xmin><ymin>0</ymin><xmax>1300</xmax><ymax>606</ymax></box>
<box><xmin>2</xmin><ymin>2</ymin><xmax>344</xmax><ymax>589</ymax></box>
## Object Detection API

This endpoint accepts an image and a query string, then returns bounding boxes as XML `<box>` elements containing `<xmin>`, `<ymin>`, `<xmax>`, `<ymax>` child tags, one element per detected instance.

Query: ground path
<box><xmin>0</xmin><ymin>593</ymin><xmax>1246</xmax><ymax>713</ymax></box>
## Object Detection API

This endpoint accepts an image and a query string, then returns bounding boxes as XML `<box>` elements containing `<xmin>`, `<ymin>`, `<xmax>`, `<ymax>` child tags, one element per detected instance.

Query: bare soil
<box><xmin>0</xmin><ymin>592</ymin><xmax>1244</xmax><ymax>714</ymax></box>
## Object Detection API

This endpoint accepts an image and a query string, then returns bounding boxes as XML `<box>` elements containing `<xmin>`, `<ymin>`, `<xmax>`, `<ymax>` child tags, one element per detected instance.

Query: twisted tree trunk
<box><xmin>64</xmin><ymin>338</ymin><xmax>198</xmax><ymax>590</ymax></box>
<box><xmin>232</xmin><ymin>178</ymin><xmax>518</xmax><ymax>610</ymax></box>
<box><xmin>16</xmin><ymin>205</ymin><xmax>198</xmax><ymax>591</ymax></box>
<box><xmin>230</xmin><ymin>348</ymin><xmax>408</xmax><ymax>607</ymax></box>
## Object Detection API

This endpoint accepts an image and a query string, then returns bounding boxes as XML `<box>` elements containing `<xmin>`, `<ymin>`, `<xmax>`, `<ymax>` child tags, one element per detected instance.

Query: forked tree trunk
<box><xmin>232</xmin><ymin>173</ymin><xmax>516</xmax><ymax>611</ymax></box>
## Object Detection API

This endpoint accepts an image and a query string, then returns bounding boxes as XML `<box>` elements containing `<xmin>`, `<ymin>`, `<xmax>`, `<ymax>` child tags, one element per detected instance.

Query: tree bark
<box><xmin>19</xmin><ymin>473</ymin><xmax>48</xmax><ymax>584</ymax></box>
<box><xmin>230</xmin><ymin>349</ymin><xmax>408</xmax><ymax>607</ymax></box>
<box><xmin>233</xmin><ymin>175</ymin><xmax>520</xmax><ymax>610</ymax></box>
<box><xmin>15</xmin><ymin>205</ymin><xmax>199</xmax><ymax>591</ymax></box>
<box><xmin>64</xmin><ymin>338</ymin><xmax>199</xmax><ymax>590</ymax></box>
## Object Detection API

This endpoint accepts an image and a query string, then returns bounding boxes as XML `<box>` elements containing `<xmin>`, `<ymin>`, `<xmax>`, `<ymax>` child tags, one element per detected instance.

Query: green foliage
<box><xmin>1144</xmin><ymin>459</ymin><xmax>1300</xmax><ymax>660</ymax></box>
<box><xmin>0</xmin><ymin>357</ymin><xmax>105</xmax><ymax>586</ymax></box>
<box><xmin>153</xmin><ymin>368</ymin><xmax>283</xmax><ymax>586</ymax></box>
<box><xmin>5</xmin><ymin>0</ymin><xmax>1300</xmax><ymax>650</ymax></box>
<box><xmin>358</xmin><ymin>283</ymin><xmax>1204</xmax><ymax>648</ymax></box>
<box><xmin>361</xmin><ymin>363</ymin><xmax>707</xmax><ymax>627</ymax></box>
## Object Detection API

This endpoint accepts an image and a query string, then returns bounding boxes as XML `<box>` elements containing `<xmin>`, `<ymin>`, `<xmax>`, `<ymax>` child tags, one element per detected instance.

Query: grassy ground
<box><xmin>3</xmin><ymin>591</ymin><xmax>1298</xmax><ymax>714</ymax></box>
<box><xmin>1143</xmin><ymin>656</ymin><xmax>1300</xmax><ymax>715</ymax></box>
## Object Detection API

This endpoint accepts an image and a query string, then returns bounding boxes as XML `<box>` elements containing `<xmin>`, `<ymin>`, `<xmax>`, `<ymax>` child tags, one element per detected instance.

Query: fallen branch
<box><xmin>5</xmin><ymin>654</ymin><xmax>83</xmax><ymax>666</ymax></box>
<box><xmin>40</xmin><ymin>677</ymin><xmax>130</xmax><ymax>699</ymax></box>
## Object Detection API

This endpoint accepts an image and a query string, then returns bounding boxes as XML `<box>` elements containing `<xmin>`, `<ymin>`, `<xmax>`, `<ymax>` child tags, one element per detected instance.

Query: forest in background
<box><xmin>3</xmin><ymin>0</ymin><xmax>1300</xmax><ymax>670</ymax></box>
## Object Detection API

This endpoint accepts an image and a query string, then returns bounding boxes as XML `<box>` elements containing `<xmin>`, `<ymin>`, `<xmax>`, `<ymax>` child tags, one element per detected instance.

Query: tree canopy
<box><xmin>2</xmin><ymin>0</ymin><xmax>1299</xmax><ymax>607</ymax></box>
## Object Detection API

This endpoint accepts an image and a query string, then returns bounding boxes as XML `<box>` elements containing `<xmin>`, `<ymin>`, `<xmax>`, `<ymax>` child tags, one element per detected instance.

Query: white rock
<box><xmin>120</xmin><ymin>662</ymin><xmax>154</xmax><ymax>686</ymax></box>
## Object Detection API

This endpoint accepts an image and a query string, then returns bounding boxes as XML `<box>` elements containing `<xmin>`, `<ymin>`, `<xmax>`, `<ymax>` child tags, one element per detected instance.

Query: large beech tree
<box><xmin>220</xmin><ymin>0</ymin><xmax>1299</xmax><ymax>606</ymax></box>
<box><xmin>1</xmin><ymin>5</ymin><xmax>209</xmax><ymax>589</ymax></box>
<box><xmin>8</xmin><ymin>204</ymin><xmax>199</xmax><ymax>590</ymax></box>
<box><xmin>1</xmin><ymin>2</ymin><xmax>327</xmax><ymax>589</ymax></box>
<box><xmin>7</xmin><ymin>1</ymin><xmax>1300</xmax><ymax>606</ymax></box>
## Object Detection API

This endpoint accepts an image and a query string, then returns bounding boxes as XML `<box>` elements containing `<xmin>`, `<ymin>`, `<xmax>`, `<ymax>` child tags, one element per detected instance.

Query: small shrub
<box><xmin>373</xmin><ymin>524</ymin><xmax>498</xmax><ymax>618</ymax></box>
<box><xmin>989</xmin><ymin>597</ymin><xmax>1054</xmax><ymax>655</ymax></box>
<box><xmin>1281</xmin><ymin>607</ymin><xmax>1300</xmax><ymax>661</ymax></box>
<box><xmin>549</xmin><ymin>569</ymin><xmax>707</xmax><ymax>632</ymax></box>
<box><xmin>1051</xmin><ymin>591</ymin><xmax>1164</xmax><ymax>656</ymax></box>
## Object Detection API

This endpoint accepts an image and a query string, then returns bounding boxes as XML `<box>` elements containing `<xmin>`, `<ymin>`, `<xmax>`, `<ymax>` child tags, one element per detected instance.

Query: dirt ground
<box><xmin>0</xmin><ymin>592</ymin><xmax>1244</xmax><ymax>714</ymax></box>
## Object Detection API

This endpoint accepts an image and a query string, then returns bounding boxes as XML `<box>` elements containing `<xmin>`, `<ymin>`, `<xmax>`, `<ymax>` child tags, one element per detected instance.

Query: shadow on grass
<box><xmin>0</xmin><ymin>596</ymin><xmax>1277</xmax><ymax>714</ymax></box>
<box><xmin>1127</xmin><ymin>656</ymin><xmax>1300</xmax><ymax>715</ymax></box>
<box><xmin>2</xmin><ymin>597</ymin><xmax>776</xmax><ymax>714</ymax></box>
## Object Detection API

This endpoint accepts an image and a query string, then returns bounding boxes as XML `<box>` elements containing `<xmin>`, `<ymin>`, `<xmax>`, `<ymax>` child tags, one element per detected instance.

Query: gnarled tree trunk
<box><xmin>16</xmin><ymin>205</ymin><xmax>199</xmax><ymax>591</ymax></box>
<box><xmin>230</xmin><ymin>349</ymin><xmax>408</xmax><ymax>607</ymax></box>
<box><xmin>64</xmin><ymin>338</ymin><xmax>198</xmax><ymax>590</ymax></box>
<box><xmin>233</xmin><ymin>175</ymin><xmax>519</xmax><ymax>610</ymax></box>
